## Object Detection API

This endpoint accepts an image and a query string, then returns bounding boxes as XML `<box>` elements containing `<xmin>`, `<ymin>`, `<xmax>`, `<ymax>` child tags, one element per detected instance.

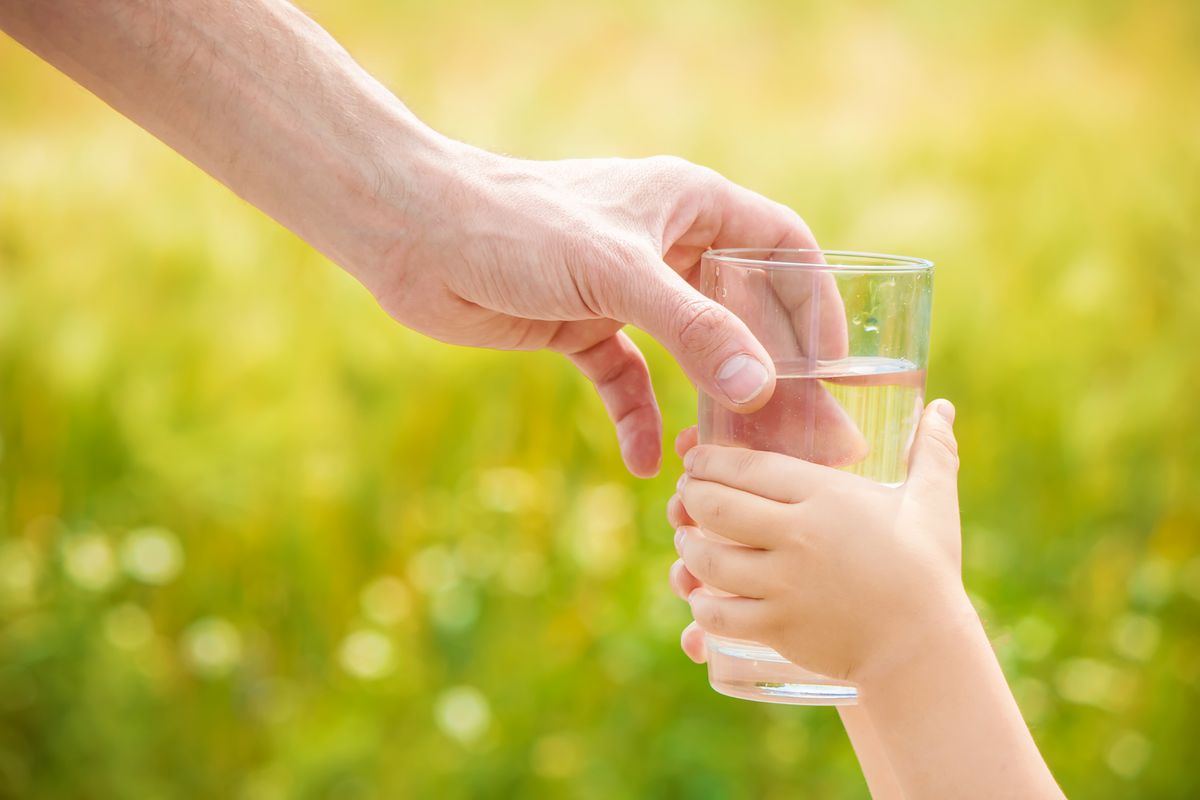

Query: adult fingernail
<box><xmin>674</xmin><ymin>528</ymin><xmax>686</xmax><ymax>554</ymax></box>
<box><xmin>716</xmin><ymin>354</ymin><xmax>769</xmax><ymax>405</ymax></box>
<box><xmin>934</xmin><ymin>399</ymin><xmax>956</xmax><ymax>424</ymax></box>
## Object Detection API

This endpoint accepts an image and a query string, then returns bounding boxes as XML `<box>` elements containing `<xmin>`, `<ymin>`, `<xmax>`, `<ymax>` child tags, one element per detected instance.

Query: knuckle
<box><xmin>700</xmin><ymin>547</ymin><xmax>719</xmax><ymax>583</ymax></box>
<box><xmin>594</xmin><ymin>350</ymin><xmax>647</xmax><ymax>395</ymax></box>
<box><xmin>690</xmin><ymin>164</ymin><xmax>725</xmax><ymax>193</ymax></box>
<box><xmin>712</xmin><ymin>499</ymin><xmax>726</xmax><ymax>523</ymax></box>
<box><xmin>674</xmin><ymin>299</ymin><xmax>728</xmax><ymax>357</ymax></box>
<box><xmin>777</xmin><ymin>506</ymin><xmax>808</xmax><ymax>548</ymax></box>
<box><xmin>773</xmin><ymin>201</ymin><xmax>808</xmax><ymax>231</ymax></box>
<box><xmin>646</xmin><ymin>154</ymin><xmax>692</xmax><ymax>179</ymax></box>
<box><xmin>643</xmin><ymin>155</ymin><xmax>722</xmax><ymax>199</ymax></box>
<box><xmin>698</xmin><ymin>601</ymin><xmax>724</xmax><ymax>633</ymax></box>
<box><xmin>927</xmin><ymin>428</ymin><xmax>960</xmax><ymax>467</ymax></box>
<box><xmin>698</xmin><ymin>491</ymin><xmax>724</xmax><ymax>524</ymax></box>
<box><xmin>822</xmin><ymin>474</ymin><xmax>878</xmax><ymax>510</ymax></box>
<box><xmin>731</xmin><ymin>448</ymin><xmax>761</xmax><ymax>482</ymax></box>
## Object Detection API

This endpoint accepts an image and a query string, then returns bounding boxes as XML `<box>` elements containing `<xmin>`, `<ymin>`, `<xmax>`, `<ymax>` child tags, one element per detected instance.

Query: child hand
<box><xmin>669</xmin><ymin>403</ymin><xmax>1066</xmax><ymax>798</ymax></box>
<box><xmin>670</xmin><ymin>400</ymin><xmax>975</xmax><ymax>685</ymax></box>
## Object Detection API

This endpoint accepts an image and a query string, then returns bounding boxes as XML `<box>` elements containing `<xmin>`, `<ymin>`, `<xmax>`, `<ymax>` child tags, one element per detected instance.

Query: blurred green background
<box><xmin>2</xmin><ymin>0</ymin><xmax>1199</xmax><ymax>797</ymax></box>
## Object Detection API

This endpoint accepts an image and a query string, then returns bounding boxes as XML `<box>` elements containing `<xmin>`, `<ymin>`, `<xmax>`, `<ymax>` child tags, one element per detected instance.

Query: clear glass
<box><xmin>698</xmin><ymin>248</ymin><xmax>934</xmax><ymax>705</ymax></box>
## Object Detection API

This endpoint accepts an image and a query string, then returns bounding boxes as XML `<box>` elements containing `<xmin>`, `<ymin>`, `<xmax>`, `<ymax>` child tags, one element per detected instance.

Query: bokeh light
<box><xmin>120</xmin><ymin>526</ymin><xmax>183</xmax><ymax>585</ymax></box>
<box><xmin>435</xmin><ymin>685</ymin><xmax>492</xmax><ymax>746</ymax></box>
<box><xmin>2</xmin><ymin>0</ymin><xmax>1198</xmax><ymax>796</ymax></box>
<box><xmin>181</xmin><ymin>617</ymin><xmax>244</xmax><ymax>678</ymax></box>
<box><xmin>338</xmin><ymin>629</ymin><xmax>396</xmax><ymax>680</ymax></box>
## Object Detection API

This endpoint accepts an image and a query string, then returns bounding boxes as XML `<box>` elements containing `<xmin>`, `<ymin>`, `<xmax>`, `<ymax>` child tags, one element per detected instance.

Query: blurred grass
<box><xmin>2</xmin><ymin>0</ymin><xmax>1199</xmax><ymax>797</ymax></box>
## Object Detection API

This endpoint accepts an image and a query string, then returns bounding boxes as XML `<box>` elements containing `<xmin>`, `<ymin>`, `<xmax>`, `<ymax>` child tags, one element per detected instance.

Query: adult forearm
<box><xmin>860</xmin><ymin>608</ymin><xmax>1063</xmax><ymax>799</ymax></box>
<box><xmin>5</xmin><ymin>0</ymin><xmax>812</xmax><ymax>475</ymax></box>
<box><xmin>0</xmin><ymin>0</ymin><xmax>455</xmax><ymax>283</ymax></box>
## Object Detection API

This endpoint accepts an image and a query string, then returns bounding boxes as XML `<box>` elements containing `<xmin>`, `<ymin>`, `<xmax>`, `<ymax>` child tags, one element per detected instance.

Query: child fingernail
<box><xmin>676</xmin><ymin>474</ymin><xmax>687</xmax><ymax>493</ymax></box>
<box><xmin>674</xmin><ymin>528</ymin><xmax>686</xmax><ymax>554</ymax></box>
<box><xmin>683</xmin><ymin>448</ymin><xmax>696</xmax><ymax>472</ymax></box>
<box><xmin>934</xmin><ymin>399</ymin><xmax>956</xmax><ymax>423</ymax></box>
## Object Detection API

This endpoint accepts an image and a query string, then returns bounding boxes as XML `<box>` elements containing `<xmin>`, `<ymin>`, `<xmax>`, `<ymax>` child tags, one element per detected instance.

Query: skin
<box><xmin>0</xmin><ymin>0</ymin><xmax>848</xmax><ymax>478</ymax></box>
<box><xmin>667</xmin><ymin>427</ymin><xmax>906</xmax><ymax>799</ymax></box>
<box><xmin>0</xmin><ymin>3</ymin><xmax>971</xmax><ymax>792</ymax></box>
<box><xmin>667</xmin><ymin>403</ymin><xmax>1066</xmax><ymax>799</ymax></box>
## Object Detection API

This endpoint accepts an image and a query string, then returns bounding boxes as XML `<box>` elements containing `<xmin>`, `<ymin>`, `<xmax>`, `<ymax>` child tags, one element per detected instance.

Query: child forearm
<box><xmin>838</xmin><ymin>705</ymin><xmax>906</xmax><ymax>799</ymax></box>
<box><xmin>857</xmin><ymin>604</ymin><xmax>1065</xmax><ymax>799</ymax></box>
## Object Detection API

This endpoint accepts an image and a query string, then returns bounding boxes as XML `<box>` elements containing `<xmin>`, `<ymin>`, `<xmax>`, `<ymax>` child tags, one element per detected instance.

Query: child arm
<box><xmin>671</xmin><ymin>403</ymin><xmax>1064</xmax><ymax>798</ymax></box>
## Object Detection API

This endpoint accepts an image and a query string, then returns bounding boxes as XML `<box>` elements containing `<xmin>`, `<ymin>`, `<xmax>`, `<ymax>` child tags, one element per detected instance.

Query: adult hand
<box><xmin>1</xmin><ymin>0</ymin><xmax>828</xmax><ymax>477</ymax></box>
<box><xmin>367</xmin><ymin>149</ymin><xmax>821</xmax><ymax>476</ymax></box>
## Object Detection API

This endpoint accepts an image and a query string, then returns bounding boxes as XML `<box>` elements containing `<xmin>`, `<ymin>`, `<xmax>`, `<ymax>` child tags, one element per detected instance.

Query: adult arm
<box><xmin>0</xmin><ymin>0</ymin><xmax>832</xmax><ymax>476</ymax></box>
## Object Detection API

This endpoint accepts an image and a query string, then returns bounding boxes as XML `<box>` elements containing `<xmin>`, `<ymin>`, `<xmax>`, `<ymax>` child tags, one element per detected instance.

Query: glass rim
<box><xmin>703</xmin><ymin>248</ymin><xmax>934</xmax><ymax>272</ymax></box>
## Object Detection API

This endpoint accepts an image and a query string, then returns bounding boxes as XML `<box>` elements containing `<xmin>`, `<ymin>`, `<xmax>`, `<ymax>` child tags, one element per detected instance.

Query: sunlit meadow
<box><xmin>1</xmin><ymin>1</ymin><xmax>1198</xmax><ymax>797</ymax></box>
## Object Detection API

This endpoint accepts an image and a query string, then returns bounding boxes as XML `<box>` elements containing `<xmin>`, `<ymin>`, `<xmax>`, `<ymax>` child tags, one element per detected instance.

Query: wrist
<box><xmin>350</xmin><ymin>116</ymin><xmax>506</xmax><ymax>297</ymax></box>
<box><xmin>330</xmin><ymin>103</ymin><xmax>465</xmax><ymax>279</ymax></box>
<box><xmin>852</xmin><ymin>585</ymin><xmax>981</xmax><ymax>695</ymax></box>
<box><xmin>852</xmin><ymin>590</ymin><xmax>1064</xmax><ymax>798</ymax></box>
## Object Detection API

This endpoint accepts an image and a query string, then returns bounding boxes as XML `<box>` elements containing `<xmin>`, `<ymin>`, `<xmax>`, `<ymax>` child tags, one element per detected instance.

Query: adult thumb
<box><xmin>619</xmin><ymin>265</ymin><xmax>776</xmax><ymax>412</ymax></box>
<box><xmin>905</xmin><ymin>399</ymin><xmax>960</xmax><ymax>507</ymax></box>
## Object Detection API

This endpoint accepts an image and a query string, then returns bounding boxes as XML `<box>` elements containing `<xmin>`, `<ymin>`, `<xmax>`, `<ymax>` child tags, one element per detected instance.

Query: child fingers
<box><xmin>683</xmin><ymin>444</ymin><xmax>828</xmax><ymax>503</ymax></box>
<box><xmin>668</xmin><ymin>558</ymin><xmax>702</xmax><ymax>601</ymax></box>
<box><xmin>666</xmin><ymin>493</ymin><xmax>695</xmax><ymax>528</ymax></box>
<box><xmin>676</xmin><ymin>527</ymin><xmax>771</xmax><ymax>599</ymax></box>
<box><xmin>687</xmin><ymin>590</ymin><xmax>773</xmax><ymax>643</ymax></box>
<box><xmin>680</xmin><ymin>621</ymin><xmax>708</xmax><ymax>664</ymax></box>
<box><xmin>674</xmin><ymin>426</ymin><xmax>699</xmax><ymax>459</ymax></box>
<box><xmin>678</xmin><ymin>477</ymin><xmax>790</xmax><ymax>549</ymax></box>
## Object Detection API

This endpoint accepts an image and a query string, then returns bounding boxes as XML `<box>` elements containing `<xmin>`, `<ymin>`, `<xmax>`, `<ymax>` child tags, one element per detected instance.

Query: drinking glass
<box><xmin>697</xmin><ymin>248</ymin><xmax>934</xmax><ymax>705</ymax></box>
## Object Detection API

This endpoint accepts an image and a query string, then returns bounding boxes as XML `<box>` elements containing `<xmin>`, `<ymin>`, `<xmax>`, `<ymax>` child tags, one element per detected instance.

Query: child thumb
<box><xmin>905</xmin><ymin>399</ymin><xmax>960</xmax><ymax>506</ymax></box>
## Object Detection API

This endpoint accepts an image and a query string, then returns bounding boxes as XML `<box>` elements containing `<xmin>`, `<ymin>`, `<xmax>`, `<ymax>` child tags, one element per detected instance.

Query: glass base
<box><xmin>706</xmin><ymin>635</ymin><xmax>858</xmax><ymax>706</ymax></box>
